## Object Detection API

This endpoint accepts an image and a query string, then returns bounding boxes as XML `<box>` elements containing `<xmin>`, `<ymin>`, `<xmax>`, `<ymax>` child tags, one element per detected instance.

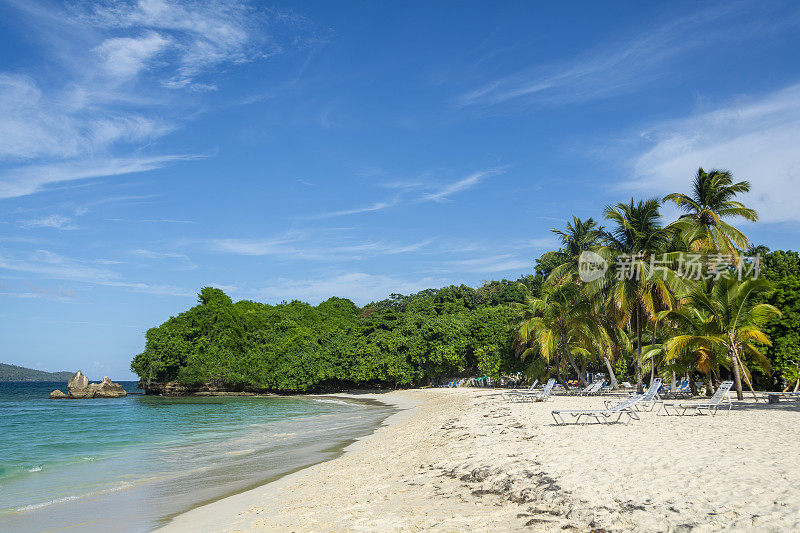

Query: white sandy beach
<box><xmin>160</xmin><ymin>389</ymin><xmax>800</xmax><ymax>532</ymax></box>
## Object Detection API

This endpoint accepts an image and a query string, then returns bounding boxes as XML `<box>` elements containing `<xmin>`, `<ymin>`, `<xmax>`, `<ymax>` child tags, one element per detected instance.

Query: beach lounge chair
<box><xmin>659</xmin><ymin>381</ymin><xmax>734</xmax><ymax>416</ymax></box>
<box><xmin>582</xmin><ymin>380</ymin><xmax>605</xmax><ymax>396</ymax></box>
<box><xmin>502</xmin><ymin>379</ymin><xmax>538</xmax><ymax>401</ymax></box>
<box><xmin>551</xmin><ymin>395</ymin><xmax>642</xmax><ymax>426</ymax></box>
<box><xmin>663</xmin><ymin>379</ymin><xmax>691</xmax><ymax>399</ymax></box>
<box><xmin>564</xmin><ymin>381</ymin><xmax>596</xmax><ymax>396</ymax></box>
<box><xmin>509</xmin><ymin>378</ymin><xmax>555</xmax><ymax>403</ymax></box>
<box><xmin>598</xmin><ymin>379</ymin><xmax>618</xmax><ymax>394</ymax></box>
<box><xmin>610</xmin><ymin>378</ymin><xmax>662</xmax><ymax>411</ymax></box>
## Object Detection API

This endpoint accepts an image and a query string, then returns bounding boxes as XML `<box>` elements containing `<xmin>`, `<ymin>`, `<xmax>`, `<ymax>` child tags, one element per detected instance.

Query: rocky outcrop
<box><xmin>67</xmin><ymin>370</ymin><xmax>90</xmax><ymax>397</ymax></box>
<box><xmin>50</xmin><ymin>371</ymin><xmax>127</xmax><ymax>399</ymax></box>
<box><xmin>92</xmin><ymin>376</ymin><xmax>127</xmax><ymax>398</ymax></box>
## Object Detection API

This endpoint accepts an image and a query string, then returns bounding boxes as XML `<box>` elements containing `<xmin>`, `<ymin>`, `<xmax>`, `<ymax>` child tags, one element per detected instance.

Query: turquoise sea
<box><xmin>0</xmin><ymin>382</ymin><xmax>394</xmax><ymax>532</ymax></box>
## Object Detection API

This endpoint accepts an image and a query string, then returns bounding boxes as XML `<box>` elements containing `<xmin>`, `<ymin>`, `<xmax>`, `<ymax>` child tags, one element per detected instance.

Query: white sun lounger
<box><xmin>582</xmin><ymin>380</ymin><xmax>605</xmax><ymax>396</ymax></box>
<box><xmin>552</xmin><ymin>395</ymin><xmax>642</xmax><ymax>426</ymax></box>
<box><xmin>502</xmin><ymin>379</ymin><xmax>538</xmax><ymax>401</ymax></box>
<box><xmin>659</xmin><ymin>381</ymin><xmax>733</xmax><ymax>416</ymax></box>
<box><xmin>598</xmin><ymin>380</ymin><xmax>618</xmax><ymax>394</ymax></box>
<box><xmin>609</xmin><ymin>378</ymin><xmax>662</xmax><ymax>412</ymax></box>
<box><xmin>508</xmin><ymin>378</ymin><xmax>555</xmax><ymax>403</ymax></box>
<box><xmin>564</xmin><ymin>381</ymin><xmax>597</xmax><ymax>396</ymax></box>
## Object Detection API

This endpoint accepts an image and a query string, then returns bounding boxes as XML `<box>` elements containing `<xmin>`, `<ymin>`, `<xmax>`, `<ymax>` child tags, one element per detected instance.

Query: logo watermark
<box><xmin>580</xmin><ymin>252</ymin><xmax>761</xmax><ymax>282</ymax></box>
<box><xmin>578</xmin><ymin>250</ymin><xmax>609</xmax><ymax>282</ymax></box>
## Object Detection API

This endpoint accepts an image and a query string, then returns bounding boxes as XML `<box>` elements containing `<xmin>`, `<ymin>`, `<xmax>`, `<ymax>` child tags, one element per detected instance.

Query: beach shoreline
<box><xmin>158</xmin><ymin>388</ymin><xmax>800</xmax><ymax>532</ymax></box>
<box><xmin>157</xmin><ymin>390</ymin><xmax>422</xmax><ymax>532</ymax></box>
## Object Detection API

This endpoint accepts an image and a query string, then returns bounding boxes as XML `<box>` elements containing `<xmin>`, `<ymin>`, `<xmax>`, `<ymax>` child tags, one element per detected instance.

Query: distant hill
<box><xmin>0</xmin><ymin>363</ymin><xmax>74</xmax><ymax>382</ymax></box>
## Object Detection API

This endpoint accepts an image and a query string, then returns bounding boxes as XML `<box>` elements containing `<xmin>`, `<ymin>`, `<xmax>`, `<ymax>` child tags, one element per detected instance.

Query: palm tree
<box><xmin>664</xmin><ymin>168</ymin><xmax>758</xmax><ymax>256</ymax></box>
<box><xmin>655</xmin><ymin>307</ymin><xmax>722</xmax><ymax>396</ymax></box>
<box><xmin>514</xmin><ymin>283</ymin><xmax>612</xmax><ymax>388</ymax></box>
<box><xmin>596</xmin><ymin>198</ymin><xmax>683</xmax><ymax>393</ymax></box>
<box><xmin>547</xmin><ymin>216</ymin><xmax>605</xmax><ymax>284</ymax></box>
<box><xmin>663</xmin><ymin>277</ymin><xmax>781</xmax><ymax>400</ymax></box>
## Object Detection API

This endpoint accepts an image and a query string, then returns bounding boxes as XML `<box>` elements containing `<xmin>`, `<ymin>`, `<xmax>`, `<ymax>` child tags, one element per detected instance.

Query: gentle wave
<box><xmin>14</xmin><ymin>483</ymin><xmax>134</xmax><ymax>513</ymax></box>
<box><xmin>25</xmin><ymin>465</ymin><xmax>43</xmax><ymax>473</ymax></box>
<box><xmin>312</xmin><ymin>398</ymin><xmax>351</xmax><ymax>405</ymax></box>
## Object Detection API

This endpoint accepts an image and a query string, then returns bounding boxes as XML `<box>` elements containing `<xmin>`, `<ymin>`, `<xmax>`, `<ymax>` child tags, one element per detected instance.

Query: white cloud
<box><xmin>0</xmin><ymin>250</ymin><xmax>120</xmax><ymax>283</ymax></box>
<box><xmin>209</xmin><ymin>235</ymin><xmax>433</xmax><ymax>261</ymax></box>
<box><xmin>458</xmin><ymin>3</ymin><xmax>799</xmax><ymax>108</ymax></box>
<box><xmin>0</xmin><ymin>249</ymin><xmax>193</xmax><ymax>297</ymax></box>
<box><xmin>94</xmin><ymin>31</ymin><xmax>171</xmax><ymax>79</ymax></box>
<box><xmin>0</xmin><ymin>283</ymin><xmax>76</xmax><ymax>301</ymax></box>
<box><xmin>74</xmin><ymin>0</ymin><xmax>275</xmax><ymax>90</ymax></box>
<box><xmin>625</xmin><ymin>82</ymin><xmax>800</xmax><ymax>224</ymax></box>
<box><xmin>0</xmin><ymin>1</ymin><xmax>315</xmax><ymax>199</ymax></box>
<box><xmin>421</xmin><ymin>169</ymin><xmax>504</xmax><ymax>202</ymax></box>
<box><xmin>130</xmin><ymin>249</ymin><xmax>197</xmax><ymax>269</ymax></box>
<box><xmin>307</xmin><ymin>198</ymin><xmax>399</xmax><ymax>219</ymax></box>
<box><xmin>0</xmin><ymin>74</ymin><xmax>172</xmax><ymax>161</ymax></box>
<box><xmin>20</xmin><ymin>214</ymin><xmax>77</xmax><ymax>230</ymax></box>
<box><xmin>448</xmin><ymin>254</ymin><xmax>532</xmax><ymax>274</ymax></box>
<box><xmin>253</xmin><ymin>272</ymin><xmax>440</xmax><ymax>306</ymax></box>
<box><xmin>0</xmin><ymin>154</ymin><xmax>201</xmax><ymax>199</ymax></box>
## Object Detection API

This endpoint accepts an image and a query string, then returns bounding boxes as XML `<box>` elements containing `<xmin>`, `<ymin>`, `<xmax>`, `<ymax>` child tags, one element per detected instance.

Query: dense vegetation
<box><xmin>0</xmin><ymin>363</ymin><xmax>73</xmax><ymax>382</ymax></box>
<box><xmin>131</xmin><ymin>284</ymin><xmax>526</xmax><ymax>391</ymax></box>
<box><xmin>131</xmin><ymin>168</ymin><xmax>799</xmax><ymax>395</ymax></box>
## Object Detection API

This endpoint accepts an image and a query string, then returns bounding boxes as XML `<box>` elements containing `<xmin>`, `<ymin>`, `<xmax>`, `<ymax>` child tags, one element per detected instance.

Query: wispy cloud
<box><xmin>0</xmin><ymin>282</ymin><xmax>76</xmax><ymax>302</ymax></box>
<box><xmin>458</xmin><ymin>3</ymin><xmax>799</xmax><ymax>108</ymax></box>
<box><xmin>130</xmin><ymin>248</ymin><xmax>197</xmax><ymax>269</ymax></box>
<box><xmin>0</xmin><ymin>1</ymin><xmax>317</xmax><ymax>199</ymax></box>
<box><xmin>0</xmin><ymin>249</ymin><xmax>193</xmax><ymax>296</ymax></box>
<box><xmin>93</xmin><ymin>31</ymin><xmax>172</xmax><ymax>79</ymax></box>
<box><xmin>209</xmin><ymin>234</ymin><xmax>434</xmax><ymax>261</ymax></box>
<box><xmin>0</xmin><ymin>73</ymin><xmax>171</xmax><ymax>161</ymax></box>
<box><xmin>0</xmin><ymin>249</ymin><xmax>121</xmax><ymax>283</ymax></box>
<box><xmin>20</xmin><ymin>214</ymin><xmax>77</xmax><ymax>230</ymax></box>
<box><xmin>71</xmin><ymin>0</ymin><xmax>278</xmax><ymax>90</ymax></box>
<box><xmin>0</xmin><ymin>155</ymin><xmax>202</xmax><ymax>199</ymax></box>
<box><xmin>142</xmin><ymin>219</ymin><xmax>195</xmax><ymax>224</ymax></box>
<box><xmin>306</xmin><ymin>198</ymin><xmax>399</xmax><ymax>219</ymax></box>
<box><xmin>421</xmin><ymin>169</ymin><xmax>505</xmax><ymax>202</ymax></box>
<box><xmin>622</xmin><ymin>82</ymin><xmax>800</xmax><ymax>224</ymax></box>
<box><xmin>447</xmin><ymin>254</ymin><xmax>532</xmax><ymax>274</ymax></box>
<box><xmin>306</xmin><ymin>167</ymin><xmax>506</xmax><ymax>218</ymax></box>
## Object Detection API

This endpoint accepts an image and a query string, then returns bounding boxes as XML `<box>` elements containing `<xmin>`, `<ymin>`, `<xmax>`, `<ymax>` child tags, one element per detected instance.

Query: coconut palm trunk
<box><xmin>562</xmin><ymin>339</ymin><xmax>588</xmax><ymax>387</ymax></box>
<box><xmin>728</xmin><ymin>332</ymin><xmax>745</xmax><ymax>400</ymax></box>
<box><xmin>604</xmin><ymin>357</ymin><xmax>618</xmax><ymax>389</ymax></box>
<box><xmin>636</xmin><ymin>306</ymin><xmax>644</xmax><ymax>393</ymax></box>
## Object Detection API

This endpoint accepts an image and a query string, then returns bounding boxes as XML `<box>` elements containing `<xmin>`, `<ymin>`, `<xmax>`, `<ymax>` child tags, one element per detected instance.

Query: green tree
<box><xmin>598</xmin><ymin>198</ymin><xmax>682</xmax><ymax>393</ymax></box>
<box><xmin>760</xmin><ymin>250</ymin><xmax>800</xmax><ymax>390</ymax></box>
<box><xmin>547</xmin><ymin>216</ymin><xmax>605</xmax><ymax>284</ymax></box>
<box><xmin>664</xmin><ymin>277</ymin><xmax>781</xmax><ymax>400</ymax></box>
<box><xmin>664</xmin><ymin>168</ymin><xmax>758</xmax><ymax>256</ymax></box>
<box><xmin>514</xmin><ymin>283</ymin><xmax>612</xmax><ymax>388</ymax></box>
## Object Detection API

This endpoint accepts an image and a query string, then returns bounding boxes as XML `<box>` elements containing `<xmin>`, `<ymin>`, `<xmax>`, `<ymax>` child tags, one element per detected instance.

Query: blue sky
<box><xmin>2</xmin><ymin>0</ymin><xmax>799</xmax><ymax>379</ymax></box>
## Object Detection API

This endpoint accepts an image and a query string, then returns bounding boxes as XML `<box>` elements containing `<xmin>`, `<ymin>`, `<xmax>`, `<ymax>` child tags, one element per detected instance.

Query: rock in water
<box><xmin>67</xmin><ymin>370</ymin><xmax>93</xmax><ymax>398</ymax></box>
<box><xmin>59</xmin><ymin>371</ymin><xmax>126</xmax><ymax>398</ymax></box>
<box><xmin>49</xmin><ymin>389</ymin><xmax>68</xmax><ymax>399</ymax></box>
<box><xmin>92</xmin><ymin>376</ymin><xmax>127</xmax><ymax>398</ymax></box>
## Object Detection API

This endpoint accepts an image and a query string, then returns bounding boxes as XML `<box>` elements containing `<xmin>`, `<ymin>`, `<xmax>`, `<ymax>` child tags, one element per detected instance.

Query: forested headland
<box><xmin>131</xmin><ymin>169</ymin><xmax>800</xmax><ymax>396</ymax></box>
<box><xmin>0</xmin><ymin>363</ymin><xmax>74</xmax><ymax>382</ymax></box>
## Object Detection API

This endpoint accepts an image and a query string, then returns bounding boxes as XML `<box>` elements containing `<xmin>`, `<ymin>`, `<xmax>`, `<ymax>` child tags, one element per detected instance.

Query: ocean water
<box><xmin>0</xmin><ymin>382</ymin><xmax>395</xmax><ymax>532</ymax></box>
